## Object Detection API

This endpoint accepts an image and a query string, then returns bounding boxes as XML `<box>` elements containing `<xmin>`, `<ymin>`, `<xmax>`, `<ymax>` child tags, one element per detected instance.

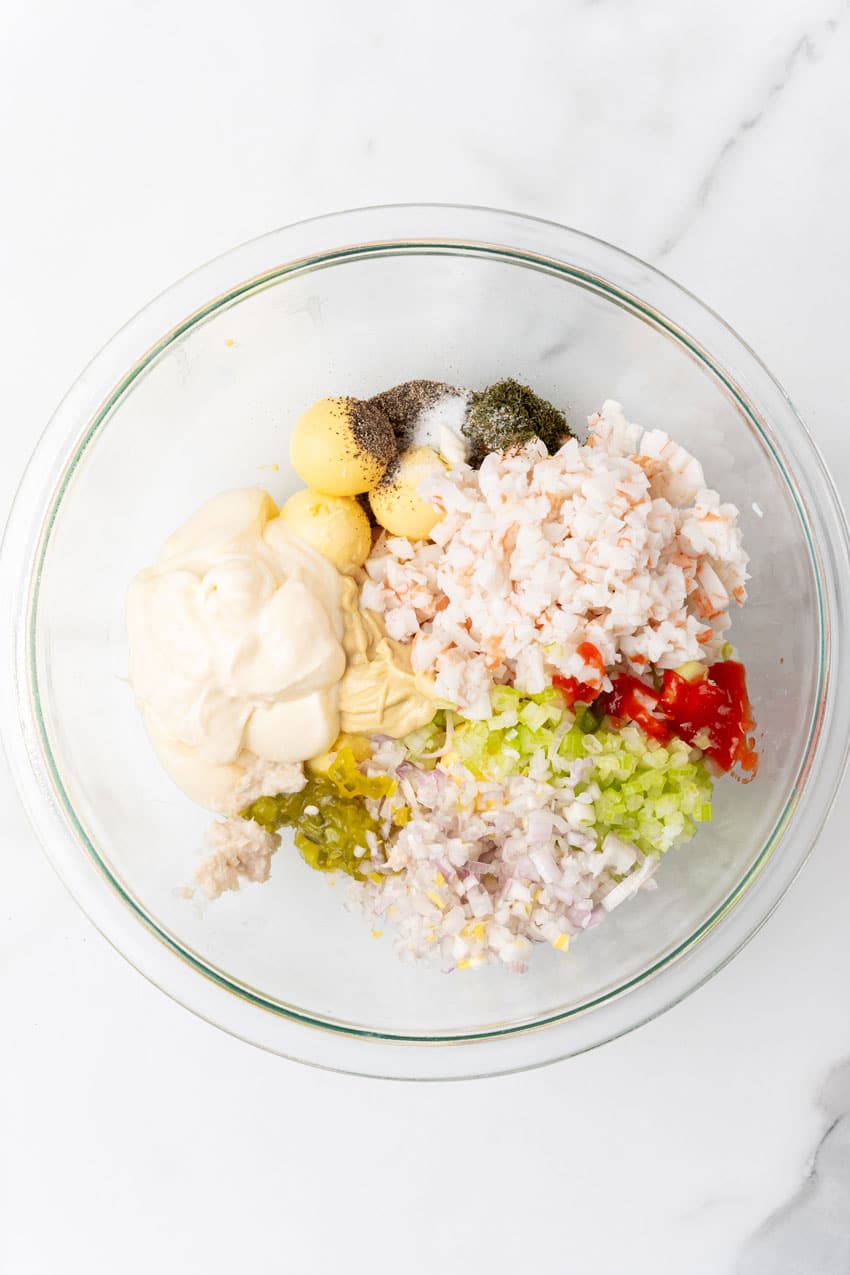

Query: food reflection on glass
<box><xmin>126</xmin><ymin>378</ymin><xmax>757</xmax><ymax>972</ymax></box>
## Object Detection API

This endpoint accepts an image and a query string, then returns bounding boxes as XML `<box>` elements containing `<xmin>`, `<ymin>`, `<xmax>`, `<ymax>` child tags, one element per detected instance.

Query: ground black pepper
<box><xmin>347</xmin><ymin>397</ymin><xmax>397</xmax><ymax>466</ymax></box>
<box><xmin>367</xmin><ymin>380</ymin><xmax>461</xmax><ymax>450</ymax></box>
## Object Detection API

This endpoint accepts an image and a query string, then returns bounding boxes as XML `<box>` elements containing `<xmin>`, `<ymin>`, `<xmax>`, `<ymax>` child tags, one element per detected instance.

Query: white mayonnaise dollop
<box><xmin>127</xmin><ymin>487</ymin><xmax>345</xmax><ymax>809</ymax></box>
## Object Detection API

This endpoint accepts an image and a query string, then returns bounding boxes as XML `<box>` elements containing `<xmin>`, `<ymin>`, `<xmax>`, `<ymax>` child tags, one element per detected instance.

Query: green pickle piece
<box><xmin>326</xmin><ymin>748</ymin><xmax>396</xmax><ymax>800</ymax></box>
<box><xmin>240</xmin><ymin>748</ymin><xmax>388</xmax><ymax>880</ymax></box>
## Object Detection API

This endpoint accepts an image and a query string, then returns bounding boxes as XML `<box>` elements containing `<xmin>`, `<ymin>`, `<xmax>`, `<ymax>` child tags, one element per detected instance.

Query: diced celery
<box><xmin>519</xmin><ymin>701</ymin><xmax>551</xmax><ymax>731</ymax></box>
<box><xmin>674</xmin><ymin>661</ymin><xmax>707</xmax><ymax>683</ymax></box>
<box><xmin>397</xmin><ymin>685</ymin><xmax>715</xmax><ymax>858</ymax></box>
<box><xmin>487</xmin><ymin>710</ymin><xmax>519</xmax><ymax>730</ymax></box>
<box><xmin>578</xmin><ymin>708</ymin><xmax>600</xmax><ymax>733</ymax></box>
<box><xmin>490</xmin><ymin>686</ymin><xmax>521</xmax><ymax>715</ymax></box>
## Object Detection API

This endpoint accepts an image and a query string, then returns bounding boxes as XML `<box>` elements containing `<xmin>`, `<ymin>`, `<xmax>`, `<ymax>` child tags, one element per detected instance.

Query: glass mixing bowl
<box><xmin>3</xmin><ymin>205</ymin><xmax>849</xmax><ymax>1079</ymax></box>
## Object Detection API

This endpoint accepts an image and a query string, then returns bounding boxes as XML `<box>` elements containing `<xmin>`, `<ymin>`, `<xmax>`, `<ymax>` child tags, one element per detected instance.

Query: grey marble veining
<box><xmin>659</xmin><ymin>6</ymin><xmax>848</xmax><ymax>258</ymax></box>
<box><xmin>740</xmin><ymin>1062</ymin><xmax>850</xmax><ymax>1272</ymax></box>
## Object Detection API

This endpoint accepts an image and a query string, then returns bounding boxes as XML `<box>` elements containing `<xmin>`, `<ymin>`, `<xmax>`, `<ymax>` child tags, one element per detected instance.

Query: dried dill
<box><xmin>462</xmin><ymin>378</ymin><xmax>571</xmax><ymax>464</ymax></box>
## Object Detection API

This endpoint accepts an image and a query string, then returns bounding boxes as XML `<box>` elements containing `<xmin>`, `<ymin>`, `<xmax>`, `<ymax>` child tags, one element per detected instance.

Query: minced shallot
<box><xmin>347</xmin><ymin>736</ymin><xmax>659</xmax><ymax>971</ymax></box>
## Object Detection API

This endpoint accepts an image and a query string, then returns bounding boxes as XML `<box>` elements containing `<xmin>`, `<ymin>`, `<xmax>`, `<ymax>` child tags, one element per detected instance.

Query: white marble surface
<box><xmin>3</xmin><ymin>1</ymin><xmax>850</xmax><ymax>1271</ymax></box>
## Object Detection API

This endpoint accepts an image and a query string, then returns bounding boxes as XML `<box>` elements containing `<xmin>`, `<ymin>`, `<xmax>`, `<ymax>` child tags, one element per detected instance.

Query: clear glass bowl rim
<box><xmin>2</xmin><ymin>203</ymin><xmax>849</xmax><ymax>1080</ymax></box>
